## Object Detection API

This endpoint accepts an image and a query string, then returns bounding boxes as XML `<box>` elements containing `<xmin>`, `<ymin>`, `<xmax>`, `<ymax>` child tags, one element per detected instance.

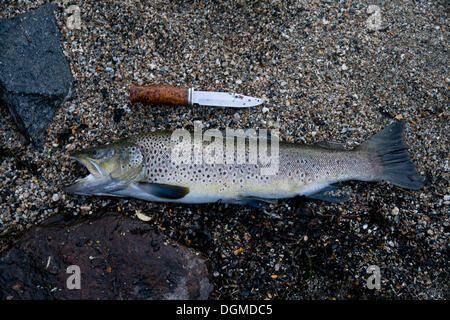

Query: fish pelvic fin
<box><xmin>357</xmin><ymin>121</ymin><xmax>424</xmax><ymax>190</ymax></box>
<box><xmin>137</xmin><ymin>182</ymin><xmax>189</xmax><ymax>200</ymax></box>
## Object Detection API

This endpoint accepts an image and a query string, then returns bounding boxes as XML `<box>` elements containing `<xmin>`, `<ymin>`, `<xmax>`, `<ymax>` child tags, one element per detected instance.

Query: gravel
<box><xmin>0</xmin><ymin>0</ymin><xmax>448</xmax><ymax>299</ymax></box>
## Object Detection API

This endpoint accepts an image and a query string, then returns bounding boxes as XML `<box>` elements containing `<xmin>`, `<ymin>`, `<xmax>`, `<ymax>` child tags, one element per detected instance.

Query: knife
<box><xmin>129</xmin><ymin>84</ymin><xmax>264</xmax><ymax>108</ymax></box>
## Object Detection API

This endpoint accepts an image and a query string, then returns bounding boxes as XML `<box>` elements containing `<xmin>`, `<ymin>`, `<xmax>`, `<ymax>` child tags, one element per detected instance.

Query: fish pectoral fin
<box><xmin>307</xmin><ymin>185</ymin><xmax>348</xmax><ymax>203</ymax></box>
<box><xmin>136</xmin><ymin>182</ymin><xmax>189</xmax><ymax>200</ymax></box>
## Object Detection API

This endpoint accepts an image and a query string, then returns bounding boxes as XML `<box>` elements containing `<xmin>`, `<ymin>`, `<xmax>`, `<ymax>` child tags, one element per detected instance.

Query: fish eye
<box><xmin>89</xmin><ymin>149</ymin><xmax>102</xmax><ymax>159</ymax></box>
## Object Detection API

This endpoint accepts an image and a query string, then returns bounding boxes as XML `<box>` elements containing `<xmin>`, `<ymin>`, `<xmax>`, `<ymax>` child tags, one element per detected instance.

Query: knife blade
<box><xmin>129</xmin><ymin>85</ymin><xmax>264</xmax><ymax>108</ymax></box>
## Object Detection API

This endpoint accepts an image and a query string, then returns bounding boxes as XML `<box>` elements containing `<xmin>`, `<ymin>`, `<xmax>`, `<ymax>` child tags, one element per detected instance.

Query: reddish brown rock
<box><xmin>0</xmin><ymin>213</ymin><xmax>212</xmax><ymax>300</ymax></box>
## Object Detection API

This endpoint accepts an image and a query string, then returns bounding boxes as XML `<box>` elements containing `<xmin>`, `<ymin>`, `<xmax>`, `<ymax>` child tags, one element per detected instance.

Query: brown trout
<box><xmin>65</xmin><ymin>121</ymin><xmax>424</xmax><ymax>206</ymax></box>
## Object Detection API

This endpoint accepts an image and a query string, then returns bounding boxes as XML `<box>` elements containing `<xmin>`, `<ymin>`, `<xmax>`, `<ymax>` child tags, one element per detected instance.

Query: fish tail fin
<box><xmin>358</xmin><ymin>121</ymin><xmax>424</xmax><ymax>190</ymax></box>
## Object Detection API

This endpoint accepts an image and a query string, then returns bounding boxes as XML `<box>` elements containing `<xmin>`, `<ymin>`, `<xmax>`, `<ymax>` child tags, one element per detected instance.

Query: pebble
<box><xmin>51</xmin><ymin>194</ymin><xmax>59</xmax><ymax>202</ymax></box>
<box><xmin>444</xmin><ymin>195</ymin><xmax>450</xmax><ymax>205</ymax></box>
<box><xmin>66</xmin><ymin>143</ymin><xmax>76</xmax><ymax>152</ymax></box>
<box><xmin>80</xmin><ymin>205</ymin><xmax>91</xmax><ymax>212</ymax></box>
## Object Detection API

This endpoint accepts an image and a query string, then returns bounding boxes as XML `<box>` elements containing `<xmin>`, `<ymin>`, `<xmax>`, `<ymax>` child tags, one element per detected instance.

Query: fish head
<box><xmin>65</xmin><ymin>142</ymin><xmax>144</xmax><ymax>195</ymax></box>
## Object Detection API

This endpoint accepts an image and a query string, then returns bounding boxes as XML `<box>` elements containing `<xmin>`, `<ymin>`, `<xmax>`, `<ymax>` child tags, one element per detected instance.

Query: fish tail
<box><xmin>358</xmin><ymin>121</ymin><xmax>424</xmax><ymax>190</ymax></box>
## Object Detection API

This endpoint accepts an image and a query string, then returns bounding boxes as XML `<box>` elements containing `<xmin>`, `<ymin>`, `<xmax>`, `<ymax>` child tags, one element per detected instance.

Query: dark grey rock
<box><xmin>0</xmin><ymin>4</ymin><xmax>74</xmax><ymax>147</ymax></box>
<box><xmin>0</xmin><ymin>213</ymin><xmax>213</xmax><ymax>300</ymax></box>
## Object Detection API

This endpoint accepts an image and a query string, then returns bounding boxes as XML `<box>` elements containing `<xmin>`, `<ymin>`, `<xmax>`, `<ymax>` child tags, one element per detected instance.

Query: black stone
<box><xmin>113</xmin><ymin>107</ymin><xmax>124</xmax><ymax>123</ymax></box>
<box><xmin>0</xmin><ymin>4</ymin><xmax>74</xmax><ymax>147</ymax></box>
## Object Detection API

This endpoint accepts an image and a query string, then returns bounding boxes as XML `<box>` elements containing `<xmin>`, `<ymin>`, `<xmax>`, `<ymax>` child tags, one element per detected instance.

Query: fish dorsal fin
<box><xmin>314</xmin><ymin>141</ymin><xmax>347</xmax><ymax>150</ymax></box>
<box><xmin>137</xmin><ymin>182</ymin><xmax>189</xmax><ymax>200</ymax></box>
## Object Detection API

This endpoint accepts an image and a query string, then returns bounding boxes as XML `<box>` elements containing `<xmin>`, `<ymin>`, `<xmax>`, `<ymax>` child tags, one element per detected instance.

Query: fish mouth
<box><xmin>71</xmin><ymin>152</ymin><xmax>106</xmax><ymax>177</ymax></box>
<box><xmin>64</xmin><ymin>154</ymin><xmax>107</xmax><ymax>195</ymax></box>
<box><xmin>65</xmin><ymin>154</ymin><xmax>133</xmax><ymax>196</ymax></box>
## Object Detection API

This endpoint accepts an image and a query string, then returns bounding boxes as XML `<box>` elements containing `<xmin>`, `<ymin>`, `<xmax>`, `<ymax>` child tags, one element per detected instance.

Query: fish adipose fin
<box><xmin>137</xmin><ymin>182</ymin><xmax>189</xmax><ymax>200</ymax></box>
<box><xmin>357</xmin><ymin>121</ymin><xmax>424</xmax><ymax>190</ymax></box>
<box><xmin>307</xmin><ymin>184</ymin><xmax>348</xmax><ymax>203</ymax></box>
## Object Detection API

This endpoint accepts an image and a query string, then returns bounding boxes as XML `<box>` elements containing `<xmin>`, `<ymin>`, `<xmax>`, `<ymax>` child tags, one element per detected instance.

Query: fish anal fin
<box><xmin>235</xmin><ymin>196</ymin><xmax>278</xmax><ymax>208</ymax></box>
<box><xmin>307</xmin><ymin>184</ymin><xmax>348</xmax><ymax>203</ymax></box>
<box><xmin>137</xmin><ymin>182</ymin><xmax>189</xmax><ymax>200</ymax></box>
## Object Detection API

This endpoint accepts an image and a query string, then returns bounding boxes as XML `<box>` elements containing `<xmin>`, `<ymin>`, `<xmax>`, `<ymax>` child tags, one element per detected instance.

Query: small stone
<box><xmin>341</xmin><ymin>64</ymin><xmax>348</xmax><ymax>71</ymax></box>
<box><xmin>113</xmin><ymin>107</ymin><xmax>124</xmax><ymax>123</ymax></box>
<box><xmin>105</xmin><ymin>67</ymin><xmax>114</xmax><ymax>76</ymax></box>
<box><xmin>80</xmin><ymin>205</ymin><xmax>91</xmax><ymax>212</ymax></box>
<box><xmin>135</xmin><ymin>210</ymin><xmax>152</xmax><ymax>222</ymax></box>
<box><xmin>236</xmin><ymin>79</ymin><xmax>242</xmax><ymax>85</ymax></box>
<box><xmin>392</xmin><ymin>207</ymin><xmax>399</xmax><ymax>215</ymax></box>
<box><xmin>66</xmin><ymin>143</ymin><xmax>76</xmax><ymax>152</ymax></box>
<box><xmin>262</xmin><ymin>106</ymin><xmax>269</xmax><ymax>114</ymax></box>
<box><xmin>52</xmin><ymin>194</ymin><xmax>59</xmax><ymax>202</ymax></box>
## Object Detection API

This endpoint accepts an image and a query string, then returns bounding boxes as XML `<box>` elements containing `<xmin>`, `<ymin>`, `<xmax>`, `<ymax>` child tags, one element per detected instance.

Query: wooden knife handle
<box><xmin>129</xmin><ymin>85</ymin><xmax>189</xmax><ymax>105</ymax></box>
